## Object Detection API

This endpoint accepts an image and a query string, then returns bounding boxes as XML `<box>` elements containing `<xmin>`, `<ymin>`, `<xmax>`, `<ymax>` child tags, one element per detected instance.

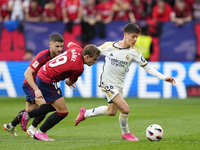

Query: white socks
<box><xmin>29</xmin><ymin>124</ymin><xmax>36</xmax><ymax>129</ymax></box>
<box><xmin>84</xmin><ymin>106</ymin><xmax>130</xmax><ymax>135</ymax></box>
<box><xmin>37</xmin><ymin>128</ymin><xmax>44</xmax><ymax>134</ymax></box>
<box><xmin>119</xmin><ymin>113</ymin><xmax>130</xmax><ymax>135</ymax></box>
<box><xmin>84</xmin><ymin>106</ymin><xmax>108</xmax><ymax>118</ymax></box>
<box><xmin>9</xmin><ymin>123</ymin><xmax>14</xmax><ymax>128</ymax></box>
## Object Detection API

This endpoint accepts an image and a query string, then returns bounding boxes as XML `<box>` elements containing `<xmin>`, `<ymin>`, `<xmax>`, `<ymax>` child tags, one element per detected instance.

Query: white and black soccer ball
<box><xmin>146</xmin><ymin>124</ymin><xmax>163</xmax><ymax>141</ymax></box>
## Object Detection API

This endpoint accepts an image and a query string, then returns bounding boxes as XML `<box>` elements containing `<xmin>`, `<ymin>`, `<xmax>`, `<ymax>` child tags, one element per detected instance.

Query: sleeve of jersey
<box><xmin>97</xmin><ymin>42</ymin><xmax>113</xmax><ymax>54</ymax></box>
<box><xmin>131</xmin><ymin>46</ymin><xmax>148</xmax><ymax>67</ymax></box>
<box><xmin>29</xmin><ymin>53</ymin><xmax>44</xmax><ymax>72</ymax></box>
<box><xmin>143</xmin><ymin>63</ymin><xmax>167</xmax><ymax>81</ymax></box>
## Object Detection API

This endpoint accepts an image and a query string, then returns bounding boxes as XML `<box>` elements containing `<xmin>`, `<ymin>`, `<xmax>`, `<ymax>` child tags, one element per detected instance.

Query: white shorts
<box><xmin>100</xmin><ymin>84</ymin><xmax>123</xmax><ymax>102</ymax></box>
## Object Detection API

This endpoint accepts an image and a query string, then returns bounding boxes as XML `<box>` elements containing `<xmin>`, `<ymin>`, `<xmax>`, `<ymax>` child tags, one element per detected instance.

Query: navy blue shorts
<box><xmin>22</xmin><ymin>83</ymin><xmax>35</xmax><ymax>104</ymax></box>
<box><xmin>36</xmin><ymin>76</ymin><xmax>63</xmax><ymax>103</ymax></box>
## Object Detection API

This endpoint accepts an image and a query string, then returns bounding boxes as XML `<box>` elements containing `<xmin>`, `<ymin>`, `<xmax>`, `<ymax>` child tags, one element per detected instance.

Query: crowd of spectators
<box><xmin>0</xmin><ymin>0</ymin><xmax>200</xmax><ymax>40</ymax></box>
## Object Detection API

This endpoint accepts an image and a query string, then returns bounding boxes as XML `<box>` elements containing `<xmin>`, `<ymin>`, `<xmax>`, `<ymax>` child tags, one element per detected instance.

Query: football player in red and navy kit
<box><xmin>3</xmin><ymin>33</ymin><xmax>64</xmax><ymax>137</ymax></box>
<box><xmin>20</xmin><ymin>42</ymin><xmax>100</xmax><ymax>141</ymax></box>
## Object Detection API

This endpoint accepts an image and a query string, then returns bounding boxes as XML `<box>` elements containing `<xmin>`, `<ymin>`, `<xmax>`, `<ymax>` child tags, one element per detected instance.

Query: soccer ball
<box><xmin>146</xmin><ymin>124</ymin><xmax>163</xmax><ymax>141</ymax></box>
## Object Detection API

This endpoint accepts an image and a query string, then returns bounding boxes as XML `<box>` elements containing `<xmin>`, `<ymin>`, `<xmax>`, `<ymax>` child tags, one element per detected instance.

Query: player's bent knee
<box><xmin>26</xmin><ymin>103</ymin><xmax>38</xmax><ymax>112</ymax></box>
<box><xmin>120</xmin><ymin>108</ymin><xmax>129</xmax><ymax>114</ymax></box>
<box><xmin>107</xmin><ymin>110</ymin><xmax>118</xmax><ymax>116</ymax></box>
<box><xmin>35</xmin><ymin>98</ymin><xmax>46</xmax><ymax>106</ymax></box>
<box><xmin>55</xmin><ymin>106</ymin><xmax>68</xmax><ymax>113</ymax></box>
<box><xmin>57</xmin><ymin>111</ymin><xmax>68</xmax><ymax>118</ymax></box>
<box><xmin>108</xmin><ymin>112</ymin><xmax>117</xmax><ymax>116</ymax></box>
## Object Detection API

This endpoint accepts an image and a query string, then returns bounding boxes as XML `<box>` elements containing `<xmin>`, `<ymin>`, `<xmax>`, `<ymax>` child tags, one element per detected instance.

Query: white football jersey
<box><xmin>98</xmin><ymin>41</ymin><xmax>147</xmax><ymax>86</ymax></box>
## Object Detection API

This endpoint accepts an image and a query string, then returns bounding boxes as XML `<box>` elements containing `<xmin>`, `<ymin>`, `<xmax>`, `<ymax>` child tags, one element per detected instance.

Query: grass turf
<box><xmin>0</xmin><ymin>97</ymin><xmax>200</xmax><ymax>150</ymax></box>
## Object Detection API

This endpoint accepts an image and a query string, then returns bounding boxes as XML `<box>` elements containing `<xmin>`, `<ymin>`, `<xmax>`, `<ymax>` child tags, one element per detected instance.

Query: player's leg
<box><xmin>31</xmin><ymin>79</ymin><xmax>67</xmax><ymax>141</ymax></box>
<box><xmin>112</xmin><ymin>94</ymin><xmax>130</xmax><ymax>133</ymax></box>
<box><xmin>24</xmin><ymin>103</ymin><xmax>56</xmax><ymax>141</ymax></box>
<box><xmin>3</xmin><ymin>83</ymin><xmax>35</xmax><ymax>136</ymax></box>
<box><xmin>39</xmin><ymin>97</ymin><xmax>68</xmax><ymax>132</ymax></box>
<box><xmin>34</xmin><ymin>97</ymin><xmax>68</xmax><ymax>141</ymax></box>
<box><xmin>21</xmin><ymin>77</ymin><xmax>60</xmax><ymax>132</ymax></box>
<box><xmin>75</xmin><ymin>102</ymin><xmax>119</xmax><ymax>124</ymax></box>
<box><xmin>27</xmin><ymin>98</ymin><xmax>46</xmax><ymax>137</ymax></box>
<box><xmin>112</xmin><ymin>94</ymin><xmax>139</xmax><ymax>141</ymax></box>
<box><xmin>3</xmin><ymin>109</ymin><xmax>25</xmax><ymax>136</ymax></box>
<box><xmin>25</xmin><ymin>101</ymin><xmax>38</xmax><ymax>136</ymax></box>
<box><xmin>88</xmin><ymin>104</ymin><xmax>118</xmax><ymax>116</ymax></box>
<box><xmin>3</xmin><ymin>102</ymin><xmax>38</xmax><ymax>136</ymax></box>
<box><xmin>75</xmin><ymin>105</ymin><xmax>110</xmax><ymax>126</ymax></box>
<box><xmin>75</xmin><ymin>85</ymin><xmax>119</xmax><ymax>126</ymax></box>
<box><xmin>21</xmin><ymin>103</ymin><xmax>56</xmax><ymax>132</ymax></box>
<box><xmin>18</xmin><ymin>83</ymin><xmax>37</xmax><ymax>132</ymax></box>
<box><xmin>20</xmin><ymin>100</ymin><xmax>39</xmax><ymax>134</ymax></box>
<box><xmin>76</xmin><ymin>93</ymin><xmax>133</xmax><ymax>139</ymax></box>
<box><xmin>26</xmin><ymin>101</ymin><xmax>38</xmax><ymax>112</ymax></box>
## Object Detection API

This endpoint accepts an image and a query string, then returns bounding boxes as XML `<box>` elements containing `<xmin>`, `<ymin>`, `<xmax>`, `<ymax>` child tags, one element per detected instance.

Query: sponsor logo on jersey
<box><xmin>109</xmin><ymin>58</ymin><xmax>127</xmax><ymax>67</ymax></box>
<box><xmin>32</xmin><ymin>61</ymin><xmax>39</xmax><ymax>68</ymax></box>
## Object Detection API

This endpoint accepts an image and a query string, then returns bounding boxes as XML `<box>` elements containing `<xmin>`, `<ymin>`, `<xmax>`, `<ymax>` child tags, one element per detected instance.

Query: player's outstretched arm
<box><xmin>165</xmin><ymin>77</ymin><xmax>176</xmax><ymax>86</ymax></box>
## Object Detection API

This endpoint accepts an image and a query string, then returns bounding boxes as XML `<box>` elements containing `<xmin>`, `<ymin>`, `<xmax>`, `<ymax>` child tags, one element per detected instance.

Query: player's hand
<box><xmin>70</xmin><ymin>84</ymin><xmax>76</xmax><ymax>91</ymax></box>
<box><xmin>67</xmin><ymin>42</ymin><xmax>76</xmax><ymax>48</ymax></box>
<box><xmin>35</xmin><ymin>89</ymin><xmax>43</xmax><ymax>99</ymax></box>
<box><xmin>165</xmin><ymin>77</ymin><xmax>176</xmax><ymax>86</ymax></box>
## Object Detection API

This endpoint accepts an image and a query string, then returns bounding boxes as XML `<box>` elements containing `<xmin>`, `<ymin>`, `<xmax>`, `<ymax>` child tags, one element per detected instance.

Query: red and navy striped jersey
<box><xmin>23</xmin><ymin>49</ymin><xmax>52</xmax><ymax>84</ymax></box>
<box><xmin>37</xmin><ymin>43</ymin><xmax>84</xmax><ymax>83</ymax></box>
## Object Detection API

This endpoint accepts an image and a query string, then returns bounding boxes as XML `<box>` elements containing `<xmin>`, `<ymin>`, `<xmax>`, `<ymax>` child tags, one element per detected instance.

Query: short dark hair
<box><xmin>83</xmin><ymin>44</ymin><xmax>101</xmax><ymax>57</ymax></box>
<box><xmin>123</xmin><ymin>23</ymin><xmax>141</xmax><ymax>34</ymax></box>
<box><xmin>50</xmin><ymin>33</ymin><xmax>64</xmax><ymax>43</ymax></box>
<box><xmin>26</xmin><ymin>49</ymin><xmax>33</xmax><ymax>53</ymax></box>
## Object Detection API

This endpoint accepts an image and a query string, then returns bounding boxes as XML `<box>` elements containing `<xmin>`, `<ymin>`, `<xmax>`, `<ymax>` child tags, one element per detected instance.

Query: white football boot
<box><xmin>27</xmin><ymin>126</ymin><xmax>36</xmax><ymax>138</ymax></box>
<box><xmin>3</xmin><ymin>123</ymin><xmax>17</xmax><ymax>136</ymax></box>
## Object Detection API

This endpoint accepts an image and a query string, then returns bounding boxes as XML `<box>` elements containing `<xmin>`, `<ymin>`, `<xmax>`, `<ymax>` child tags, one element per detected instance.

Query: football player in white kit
<box><xmin>75</xmin><ymin>23</ymin><xmax>176</xmax><ymax>141</ymax></box>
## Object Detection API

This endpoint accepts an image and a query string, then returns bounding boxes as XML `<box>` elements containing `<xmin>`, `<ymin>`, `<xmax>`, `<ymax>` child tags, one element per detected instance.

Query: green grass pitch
<box><xmin>0</xmin><ymin>97</ymin><xmax>200</xmax><ymax>150</ymax></box>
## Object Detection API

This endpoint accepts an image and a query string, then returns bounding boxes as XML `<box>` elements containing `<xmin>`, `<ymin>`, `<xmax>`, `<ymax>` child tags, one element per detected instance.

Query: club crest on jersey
<box><xmin>57</xmin><ymin>90</ymin><xmax>61</xmax><ymax>95</ymax></box>
<box><xmin>125</xmin><ymin>54</ymin><xmax>130</xmax><ymax>60</ymax></box>
<box><xmin>32</xmin><ymin>61</ymin><xmax>39</xmax><ymax>68</ymax></box>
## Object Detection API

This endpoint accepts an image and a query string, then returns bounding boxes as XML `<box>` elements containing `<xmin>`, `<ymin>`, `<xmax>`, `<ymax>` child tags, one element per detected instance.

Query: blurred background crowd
<box><xmin>0</xmin><ymin>0</ymin><xmax>200</xmax><ymax>61</ymax></box>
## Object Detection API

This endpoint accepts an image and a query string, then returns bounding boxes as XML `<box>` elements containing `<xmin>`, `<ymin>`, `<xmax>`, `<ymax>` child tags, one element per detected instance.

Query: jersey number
<box><xmin>49</xmin><ymin>51</ymin><xmax>67</xmax><ymax>67</ymax></box>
